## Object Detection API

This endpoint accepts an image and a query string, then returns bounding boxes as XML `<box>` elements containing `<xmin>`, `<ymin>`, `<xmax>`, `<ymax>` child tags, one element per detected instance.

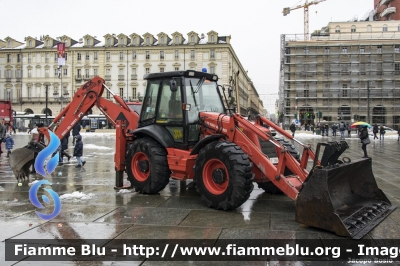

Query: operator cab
<box><xmin>139</xmin><ymin>70</ymin><xmax>225</xmax><ymax>149</ymax></box>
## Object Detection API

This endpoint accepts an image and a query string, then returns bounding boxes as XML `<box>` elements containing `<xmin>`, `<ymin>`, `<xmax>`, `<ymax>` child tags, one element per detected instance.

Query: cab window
<box><xmin>141</xmin><ymin>80</ymin><xmax>161</xmax><ymax>121</ymax></box>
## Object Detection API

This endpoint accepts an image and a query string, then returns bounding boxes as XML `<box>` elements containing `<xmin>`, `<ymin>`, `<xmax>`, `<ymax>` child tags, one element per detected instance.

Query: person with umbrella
<box><xmin>359</xmin><ymin>125</ymin><xmax>370</xmax><ymax>158</ymax></box>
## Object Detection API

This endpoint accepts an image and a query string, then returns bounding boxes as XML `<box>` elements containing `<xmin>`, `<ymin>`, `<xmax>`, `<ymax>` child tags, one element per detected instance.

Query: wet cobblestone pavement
<box><xmin>1</xmin><ymin>132</ymin><xmax>400</xmax><ymax>265</ymax></box>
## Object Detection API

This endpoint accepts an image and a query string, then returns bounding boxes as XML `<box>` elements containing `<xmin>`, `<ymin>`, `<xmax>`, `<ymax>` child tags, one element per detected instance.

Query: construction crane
<box><xmin>283</xmin><ymin>0</ymin><xmax>327</xmax><ymax>40</ymax></box>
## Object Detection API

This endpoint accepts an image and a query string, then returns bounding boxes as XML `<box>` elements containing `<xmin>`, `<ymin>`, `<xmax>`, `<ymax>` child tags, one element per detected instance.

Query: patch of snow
<box><xmin>0</xmin><ymin>186</ymin><xmax>4</xmax><ymax>191</ymax></box>
<box><xmin>83</xmin><ymin>144</ymin><xmax>113</xmax><ymax>150</ymax></box>
<box><xmin>60</xmin><ymin>191</ymin><xmax>95</xmax><ymax>200</ymax></box>
<box><xmin>117</xmin><ymin>189</ymin><xmax>132</xmax><ymax>194</ymax></box>
<box><xmin>28</xmin><ymin>180</ymin><xmax>40</xmax><ymax>186</ymax></box>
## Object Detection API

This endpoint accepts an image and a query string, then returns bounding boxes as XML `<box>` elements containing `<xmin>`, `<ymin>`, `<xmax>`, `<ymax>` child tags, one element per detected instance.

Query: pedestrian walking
<box><xmin>2</xmin><ymin>132</ymin><xmax>14</xmax><ymax>158</ymax></box>
<box><xmin>290</xmin><ymin>122</ymin><xmax>296</xmax><ymax>137</ymax></box>
<box><xmin>372</xmin><ymin>124</ymin><xmax>379</xmax><ymax>140</ymax></box>
<box><xmin>320</xmin><ymin>123</ymin><xmax>325</xmax><ymax>136</ymax></box>
<box><xmin>324</xmin><ymin>124</ymin><xmax>329</xmax><ymax>137</ymax></box>
<box><xmin>0</xmin><ymin>119</ymin><xmax>6</xmax><ymax>155</ymax></box>
<box><xmin>347</xmin><ymin>123</ymin><xmax>351</xmax><ymax>137</ymax></box>
<box><xmin>311</xmin><ymin>124</ymin><xmax>314</xmax><ymax>134</ymax></box>
<box><xmin>72</xmin><ymin>123</ymin><xmax>81</xmax><ymax>145</ymax></box>
<box><xmin>358</xmin><ymin>125</ymin><xmax>370</xmax><ymax>158</ymax></box>
<box><xmin>379</xmin><ymin>125</ymin><xmax>385</xmax><ymax>141</ymax></box>
<box><xmin>58</xmin><ymin>131</ymin><xmax>71</xmax><ymax>165</ymax></box>
<box><xmin>339</xmin><ymin>121</ymin><xmax>345</xmax><ymax>138</ymax></box>
<box><xmin>73</xmin><ymin>135</ymin><xmax>86</xmax><ymax>168</ymax></box>
<box><xmin>398</xmin><ymin>126</ymin><xmax>400</xmax><ymax>141</ymax></box>
<box><xmin>332</xmin><ymin>124</ymin><xmax>337</xmax><ymax>137</ymax></box>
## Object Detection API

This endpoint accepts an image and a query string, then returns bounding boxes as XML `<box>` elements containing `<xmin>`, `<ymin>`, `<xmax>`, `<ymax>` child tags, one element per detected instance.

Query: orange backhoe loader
<box><xmin>10</xmin><ymin>71</ymin><xmax>396</xmax><ymax>239</ymax></box>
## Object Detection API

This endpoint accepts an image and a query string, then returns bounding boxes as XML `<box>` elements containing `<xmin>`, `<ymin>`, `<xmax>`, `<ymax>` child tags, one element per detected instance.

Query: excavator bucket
<box><xmin>296</xmin><ymin>142</ymin><xmax>396</xmax><ymax>239</ymax></box>
<box><xmin>9</xmin><ymin>142</ymin><xmax>44</xmax><ymax>180</ymax></box>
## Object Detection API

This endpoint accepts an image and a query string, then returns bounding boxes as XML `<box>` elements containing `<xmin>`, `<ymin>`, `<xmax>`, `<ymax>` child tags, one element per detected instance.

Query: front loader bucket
<box><xmin>296</xmin><ymin>158</ymin><xmax>396</xmax><ymax>239</ymax></box>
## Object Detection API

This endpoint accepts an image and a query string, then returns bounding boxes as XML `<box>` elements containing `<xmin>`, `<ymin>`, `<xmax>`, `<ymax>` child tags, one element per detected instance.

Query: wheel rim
<box><xmin>132</xmin><ymin>152</ymin><xmax>150</xmax><ymax>182</ymax></box>
<box><xmin>203</xmin><ymin>159</ymin><xmax>229</xmax><ymax>195</ymax></box>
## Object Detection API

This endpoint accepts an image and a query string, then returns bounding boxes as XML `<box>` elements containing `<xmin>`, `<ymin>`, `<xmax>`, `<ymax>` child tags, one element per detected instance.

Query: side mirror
<box><xmin>228</xmin><ymin>88</ymin><xmax>233</xmax><ymax>98</ymax></box>
<box><xmin>170</xmin><ymin>80</ymin><xmax>177</xmax><ymax>92</ymax></box>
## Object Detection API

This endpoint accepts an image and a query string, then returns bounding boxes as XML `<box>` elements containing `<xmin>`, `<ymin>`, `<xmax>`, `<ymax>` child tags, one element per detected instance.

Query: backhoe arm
<box><xmin>51</xmin><ymin>76</ymin><xmax>139</xmax><ymax>139</ymax></box>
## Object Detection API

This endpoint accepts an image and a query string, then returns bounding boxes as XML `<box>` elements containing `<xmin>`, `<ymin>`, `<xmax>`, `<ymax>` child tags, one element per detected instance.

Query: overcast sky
<box><xmin>1</xmin><ymin>0</ymin><xmax>372</xmax><ymax>112</ymax></box>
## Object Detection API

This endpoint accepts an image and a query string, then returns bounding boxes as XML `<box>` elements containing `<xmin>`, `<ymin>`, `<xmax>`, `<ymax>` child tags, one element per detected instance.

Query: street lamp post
<box><xmin>367</xmin><ymin>80</ymin><xmax>370</xmax><ymax>124</ymax></box>
<box><xmin>45</xmin><ymin>85</ymin><xmax>48</xmax><ymax>121</ymax></box>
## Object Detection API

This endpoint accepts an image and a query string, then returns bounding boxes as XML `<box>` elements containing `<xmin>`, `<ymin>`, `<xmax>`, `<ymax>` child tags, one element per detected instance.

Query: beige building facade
<box><xmin>278</xmin><ymin>21</ymin><xmax>400</xmax><ymax>128</ymax></box>
<box><xmin>0</xmin><ymin>31</ymin><xmax>263</xmax><ymax>116</ymax></box>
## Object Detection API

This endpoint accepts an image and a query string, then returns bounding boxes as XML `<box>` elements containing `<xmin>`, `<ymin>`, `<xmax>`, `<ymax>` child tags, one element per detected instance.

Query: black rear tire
<box><xmin>194</xmin><ymin>141</ymin><xmax>254</xmax><ymax>210</ymax></box>
<box><xmin>126</xmin><ymin>137</ymin><xmax>170</xmax><ymax>194</ymax></box>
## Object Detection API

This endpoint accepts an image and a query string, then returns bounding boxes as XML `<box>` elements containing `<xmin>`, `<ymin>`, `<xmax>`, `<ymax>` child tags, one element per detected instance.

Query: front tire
<box><xmin>194</xmin><ymin>141</ymin><xmax>254</xmax><ymax>210</ymax></box>
<box><xmin>126</xmin><ymin>137</ymin><xmax>170</xmax><ymax>194</ymax></box>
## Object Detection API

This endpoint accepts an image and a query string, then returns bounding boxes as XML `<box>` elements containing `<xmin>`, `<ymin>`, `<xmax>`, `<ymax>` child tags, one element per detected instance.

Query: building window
<box><xmin>17</xmin><ymin>54</ymin><xmax>21</xmax><ymax>63</ymax></box>
<box><xmin>160</xmin><ymin>67</ymin><xmax>164</xmax><ymax>72</ymax></box>
<box><xmin>211</xmin><ymin>35</ymin><xmax>215</xmax><ymax>42</ymax></box>
<box><xmin>27</xmin><ymin>87</ymin><xmax>31</xmax><ymax>98</ymax></box>
<box><xmin>120</xmin><ymin>52</ymin><xmax>124</xmax><ymax>61</ymax></box>
<box><xmin>325</xmin><ymin>64</ymin><xmax>330</xmax><ymax>71</ymax></box>
<box><xmin>133</xmin><ymin>37</ymin><xmax>137</xmax><ymax>45</ymax></box>
<box><xmin>132</xmin><ymin>68</ymin><xmax>137</xmax><ymax>79</ymax></box>
<box><xmin>28</xmin><ymin>40</ymin><xmax>32</xmax><ymax>47</ymax></box>
<box><xmin>46</xmin><ymin>40</ymin><xmax>50</xmax><ymax>46</ymax></box>
<box><xmin>28</xmin><ymin>69</ymin><xmax>32</xmax><ymax>78</ymax></box>
<box><xmin>383</xmin><ymin>24</ymin><xmax>388</xmax><ymax>32</ymax></box>
<box><xmin>119</xmin><ymin>88</ymin><xmax>124</xmax><ymax>98</ymax></box>
<box><xmin>106</xmin><ymin>52</ymin><xmax>110</xmax><ymax>61</ymax></box>
<box><xmin>360</xmin><ymin>47</ymin><xmax>365</xmax><ymax>53</ymax></box>
<box><xmin>377</xmin><ymin>45</ymin><xmax>382</xmax><ymax>53</ymax></box>
<box><xmin>63</xmin><ymin>68</ymin><xmax>67</xmax><ymax>76</ymax></box>
<box><xmin>286</xmin><ymin>99</ymin><xmax>290</xmax><ymax>106</ymax></box>
<box><xmin>107</xmin><ymin>38</ymin><xmax>111</xmax><ymax>45</ymax></box>
<box><xmin>304</xmin><ymin>48</ymin><xmax>309</xmax><ymax>54</ymax></box>
<box><xmin>94</xmin><ymin>52</ymin><xmax>98</xmax><ymax>61</ymax></box>
<box><xmin>335</xmin><ymin>26</ymin><xmax>340</xmax><ymax>33</ymax></box>
<box><xmin>160</xmin><ymin>51</ymin><xmax>164</xmax><ymax>60</ymax></box>
<box><xmin>120</xmin><ymin>38</ymin><xmax>124</xmax><ymax>45</ymax></box>
<box><xmin>146</xmin><ymin>68</ymin><xmax>150</xmax><ymax>74</ymax></box>
<box><xmin>304</xmin><ymin>90</ymin><xmax>309</xmax><ymax>97</ymax></box>
<box><xmin>395</xmin><ymin>46</ymin><xmax>400</xmax><ymax>53</ymax></box>
<box><xmin>160</xmin><ymin>36</ymin><xmax>164</xmax><ymax>44</ymax></box>
<box><xmin>342</xmin><ymin>90</ymin><xmax>348</xmax><ymax>97</ymax></box>
<box><xmin>325</xmin><ymin>83</ymin><xmax>330</xmax><ymax>89</ymax></box>
<box><xmin>86</xmin><ymin>52</ymin><xmax>90</xmax><ymax>60</ymax></box>
<box><xmin>342</xmin><ymin>64</ymin><xmax>348</xmax><ymax>72</ymax></box>
<box><xmin>7</xmin><ymin>54</ymin><xmax>11</xmax><ymax>63</ymax></box>
<box><xmin>395</xmin><ymin>63</ymin><xmax>400</xmax><ymax>71</ymax></box>
<box><xmin>54</xmin><ymin>53</ymin><xmax>58</xmax><ymax>62</ymax></box>
<box><xmin>175</xmin><ymin>67</ymin><xmax>179</xmax><ymax>71</ymax></box>
<box><xmin>132</xmin><ymin>88</ymin><xmax>137</xmax><ymax>99</ymax></box>
<box><xmin>210</xmin><ymin>49</ymin><xmax>215</xmax><ymax>59</ymax></box>
<box><xmin>77</xmin><ymin>53</ymin><xmax>81</xmax><ymax>61</ymax></box>
<box><xmin>146</xmin><ymin>51</ymin><xmax>150</xmax><ymax>60</ymax></box>
<box><xmin>367</xmin><ymin>25</ymin><xmax>372</xmax><ymax>32</ymax></box>
<box><xmin>351</xmin><ymin>25</ymin><xmax>356</xmax><ymax>33</ymax></box>
<box><xmin>132</xmin><ymin>51</ymin><xmax>136</xmax><ymax>60</ymax></box>
<box><xmin>146</xmin><ymin>37</ymin><xmax>150</xmax><ymax>44</ymax></box>
<box><xmin>191</xmin><ymin>50</ymin><xmax>195</xmax><ymax>60</ymax></box>
<box><xmin>342</xmin><ymin>47</ymin><xmax>347</xmax><ymax>54</ymax></box>
<box><xmin>94</xmin><ymin>69</ymin><xmax>98</xmax><ymax>76</ymax></box>
<box><xmin>85</xmin><ymin>69</ymin><xmax>90</xmax><ymax>78</ymax></box>
<box><xmin>210</xmin><ymin>67</ymin><xmax>215</xmax><ymax>74</ymax></box>
<box><xmin>175</xmin><ymin>36</ymin><xmax>179</xmax><ymax>43</ymax></box>
<box><xmin>54</xmin><ymin>68</ymin><xmax>58</xmax><ymax>77</ymax></box>
<box><xmin>191</xmin><ymin>35</ymin><xmax>194</xmax><ymax>42</ymax></box>
<box><xmin>45</xmin><ymin>69</ymin><xmax>50</xmax><ymax>78</ymax></box>
<box><xmin>325</xmin><ymin>47</ymin><xmax>330</xmax><ymax>54</ymax></box>
<box><xmin>106</xmin><ymin>90</ymin><xmax>111</xmax><ymax>99</ymax></box>
<box><xmin>175</xmin><ymin>50</ymin><xmax>179</xmax><ymax>60</ymax></box>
